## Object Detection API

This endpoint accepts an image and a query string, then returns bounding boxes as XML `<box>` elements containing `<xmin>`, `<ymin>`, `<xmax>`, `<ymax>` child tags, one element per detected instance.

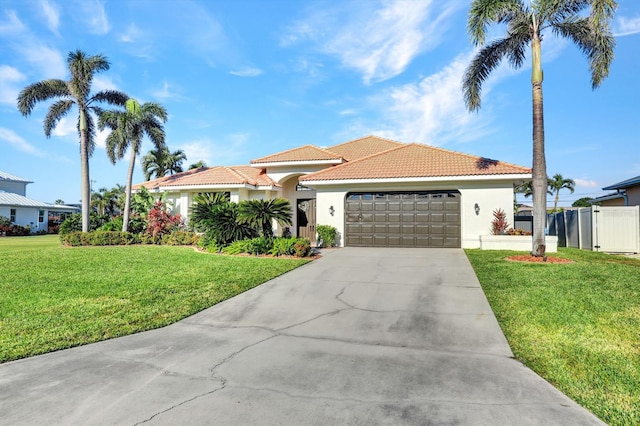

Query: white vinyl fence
<box><xmin>548</xmin><ymin>206</ymin><xmax>640</xmax><ymax>253</ymax></box>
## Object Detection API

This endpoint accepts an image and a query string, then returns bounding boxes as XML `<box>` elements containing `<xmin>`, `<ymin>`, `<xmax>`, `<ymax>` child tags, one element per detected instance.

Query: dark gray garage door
<box><xmin>345</xmin><ymin>191</ymin><xmax>461</xmax><ymax>248</ymax></box>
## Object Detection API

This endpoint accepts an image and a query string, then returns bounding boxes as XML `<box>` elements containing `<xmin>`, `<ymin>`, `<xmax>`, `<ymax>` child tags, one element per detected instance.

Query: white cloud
<box><xmin>229</xmin><ymin>67</ymin><xmax>263</xmax><ymax>77</ymax></box>
<box><xmin>178</xmin><ymin>133</ymin><xmax>250</xmax><ymax>166</ymax></box>
<box><xmin>0</xmin><ymin>65</ymin><xmax>26</xmax><ymax>105</ymax></box>
<box><xmin>360</xmin><ymin>53</ymin><xmax>493</xmax><ymax>145</ymax></box>
<box><xmin>151</xmin><ymin>81</ymin><xmax>183</xmax><ymax>101</ymax></box>
<box><xmin>73</xmin><ymin>0</ymin><xmax>110</xmax><ymax>35</ymax></box>
<box><xmin>0</xmin><ymin>10</ymin><xmax>25</xmax><ymax>34</ymax></box>
<box><xmin>0</xmin><ymin>127</ymin><xmax>44</xmax><ymax>156</ymax></box>
<box><xmin>119</xmin><ymin>23</ymin><xmax>142</xmax><ymax>43</ymax></box>
<box><xmin>614</xmin><ymin>15</ymin><xmax>640</xmax><ymax>37</ymax></box>
<box><xmin>39</xmin><ymin>0</ymin><xmax>61</xmax><ymax>35</ymax></box>
<box><xmin>282</xmin><ymin>0</ymin><xmax>465</xmax><ymax>84</ymax></box>
<box><xmin>51</xmin><ymin>117</ymin><xmax>76</xmax><ymax>137</ymax></box>
<box><xmin>574</xmin><ymin>178</ymin><xmax>599</xmax><ymax>188</ymax></box>
<box><xmin>92</xmin><ymin>75</ymin><xmax>119</xmax><ymax>92</ymax></box>
<box><xmin>23</xmin><ymin>45</ymin><xmax>66</xmax><ymax>79</ymax></box>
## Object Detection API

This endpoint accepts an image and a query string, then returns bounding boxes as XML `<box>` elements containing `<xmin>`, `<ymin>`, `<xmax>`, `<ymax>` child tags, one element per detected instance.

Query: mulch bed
<box><xmin>506</xmin><ymin>254</ymin><xmax>573</xmax><ymax>264</ymax></box>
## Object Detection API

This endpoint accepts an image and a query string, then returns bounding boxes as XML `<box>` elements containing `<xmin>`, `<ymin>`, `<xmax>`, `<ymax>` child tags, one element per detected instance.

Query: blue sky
<box><xmin>1</xmin><ymin>0</ymin><xmax>639</xmax><ymax>207</ymax></box>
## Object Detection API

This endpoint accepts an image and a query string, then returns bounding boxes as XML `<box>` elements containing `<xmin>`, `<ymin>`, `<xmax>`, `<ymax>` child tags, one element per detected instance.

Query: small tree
<box><xmin>238</xmin><ymin>198</ymin><xmax>293</xmax><ymax>238</ymax></box>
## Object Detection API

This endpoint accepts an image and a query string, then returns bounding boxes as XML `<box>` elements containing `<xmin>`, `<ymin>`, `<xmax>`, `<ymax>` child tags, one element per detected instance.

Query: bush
<box><xmin>1</xmin><ymin>222</ymin><xmax>31</xmax><ymax>236</ymax></box>
<box><xmin>221</xmin><ymin>239</ymin><xmax>252</xmax><ymax>255</ymax></box>
<box><xmin>270</xmin><ymin>237</ymin><xmax>298</xmax><ymax>257</ymax></box>
<box><xmin>316</xmin><ymin>224</ymin><xmax>337</xmax><ymax>248</ymax></box>
<box><xmin>506</xmin><ymin>228</ymin><xmax>532</xmax><ymax>236</ymax></box>
<box><xmin>98</xmin><ymin>216</ymin><xmax>123</xmax><ymax>231</ymax></box>
<box><xmin>163</xmin><ymin>231</ymin><xmax>198</xmax><ymax>246</ymax></box>
<box><xmin>294</xmin><ymin>238</ymin><xmax>312</xmax><ymax>257</ymax></box>
<box><xmin>58</xmin><ymin>213</ymin><xmax>109</xmax><ymax>234</ymax></box>
<box><xmin>60</xmin><ymin>231</ymin><xmax>140</xmax><ymax>246</ymax></box>
<box><xmin>144</xmin><ymin>201</ymin><xmax>184</xmax><ymax>243</ymax></box>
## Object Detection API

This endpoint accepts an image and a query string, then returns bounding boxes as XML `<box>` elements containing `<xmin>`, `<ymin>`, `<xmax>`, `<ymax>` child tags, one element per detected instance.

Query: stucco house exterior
<box><xmin>134</xmin><ymin>136</ymin><xmax>531</xmax><ymax>248</ymax></box>
<box><xmin>0</xmin><ymin>171</ymin><xmax>78</xmax><ymax>233</ymax></box>
<box><xmin>591</xmin><ymin>175</ymin><xmax>640</xmax><ymax>207</ymax></box>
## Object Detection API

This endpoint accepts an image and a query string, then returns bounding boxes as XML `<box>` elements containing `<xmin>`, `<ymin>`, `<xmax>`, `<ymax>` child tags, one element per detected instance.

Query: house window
<box><xmin>39</xmin><ymin>210</ymin><xmax>45</xmax><ymax>223</ymax></box>
<box><xmin>10</xmin><ymin>208</ymin><xmax>16</xmax><ymax>223</ymax></box>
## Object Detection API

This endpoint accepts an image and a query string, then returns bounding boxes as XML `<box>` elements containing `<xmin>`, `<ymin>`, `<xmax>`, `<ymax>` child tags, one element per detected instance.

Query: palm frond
<box><xmin>43</xmin><ymin>99</ymin><xmax>74</xmax><ymax>137</ymax></box>
<box><xmin>91</xmin><ymin>90</ymin><xmax>129</xmax><ymax>106</ymax></box>
<box><xmin>463</xmin><ymin>35</ymin><xmax>530</xmax><ymax>111</ymax></box>
<box><xmin>17</xmin><ymin>79</ymin><xmax>69</xmax><ymax>116</ymax></box>
<box><xmin>551</xmin><ymin>15</ymin><xmax>615</xmax><ymax>88</ymax></box>
<box><xmin>468</xmin><ymin>0</ymin><xmax>526</xmax><ymax>45</ymax></box>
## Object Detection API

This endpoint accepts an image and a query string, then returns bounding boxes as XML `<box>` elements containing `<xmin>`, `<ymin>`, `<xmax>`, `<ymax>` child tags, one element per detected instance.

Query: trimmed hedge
<box><xmin>60</xmin><ymin>231</ymin><xmax>198</xmax><ymax>247</ymax></box>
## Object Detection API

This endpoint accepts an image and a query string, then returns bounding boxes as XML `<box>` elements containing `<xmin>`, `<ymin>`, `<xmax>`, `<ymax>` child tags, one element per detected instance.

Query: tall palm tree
<box><xmin>463</xmin><ymin>0</ymin><xmax>616</xmax><ymax>257</ymax></box>
<box><xmin>17</xmin><ymin>50</ymin><xmax>128</xmax><ymax>232</ymax></box>
<box><xmin>99</xmin><ymin>99</ymin><xmax>167</xmax><ymax>231</ymax></box>
<box><xmin>548</xmin><ymin>173</ymin><xmax>575</xmax><ymax>212</ymax></box>
<box><xmin>141</xmin><ymin>147</ymin><xmax>186</xmax><ymax>180</ymax></box>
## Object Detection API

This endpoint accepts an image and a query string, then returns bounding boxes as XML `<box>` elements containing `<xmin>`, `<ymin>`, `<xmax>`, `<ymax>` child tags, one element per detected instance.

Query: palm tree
<box><xmin>17</xmin><ymin>50</ymin><xmax>128</xmax><ymax>232</ymax></box>
<box><xmin>165</xmin><ymin>149</ymin><xmax>186</xmax><ymax>175</ymax></box>
<box><xmin>142</xmin><ymin>147</ymin><xmax>186</xmax><ymax>180</ymax></box>
<box><xmin>99</xmin><ymin>99</ymin><xmax>167</xmax><ymax>231</ymax></box>
<box><xmin>238</xmin><ymin>198</ymin><xmax>293</xmax><ymax>237</ymax></box>
<box><xmin>463</xmin><ymin>0</ymin><xmax>616</xmax><ymax>257</ymax></box>
<box><xmin>189</xmin><ymin>160</ymin><xmax>207</xmax><ymax>169</ymax></box>
<box><xmin>548</xmin><ymin>173</ymin><xmax>575</xmax><ymax>212</ymax></box>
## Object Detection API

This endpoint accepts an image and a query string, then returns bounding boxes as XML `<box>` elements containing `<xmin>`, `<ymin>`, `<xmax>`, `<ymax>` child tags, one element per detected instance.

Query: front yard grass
<box><xmin>465</xmin><ymin>248</ymin><xmax>640</xmax><ymax>426</ymax></box>
<box><xmin>0</xmin><ymin>239</ymin><xmax>308</xmax><ymax>363</ymax></box>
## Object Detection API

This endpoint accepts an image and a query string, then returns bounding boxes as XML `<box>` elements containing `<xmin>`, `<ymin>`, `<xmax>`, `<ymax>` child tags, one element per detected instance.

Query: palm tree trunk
<box><xmin>531</xmin><ymin>26</ymin><xmax>547</xmax><ymax>257</ymax></box>
<box><xmin>79</xmin><ymin>109</ymin><xmax>91</xmax><ymax>233</ymax></box>
<box><xmin>554</xmin><ymin>191</ymin><xmax>560</xmax><ymax>212</ymax></box>
<box><xmin>122</xmin><ymin>148</ymin><xmax>136</xmax><ymax>232</ymax></box>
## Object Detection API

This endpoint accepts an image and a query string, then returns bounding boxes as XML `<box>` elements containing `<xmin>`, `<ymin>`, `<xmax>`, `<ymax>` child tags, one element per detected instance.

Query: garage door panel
<box><xmin>345</xmin><ymin>191</ymin><xmax>460</xmax><ymax>248</ymax></box>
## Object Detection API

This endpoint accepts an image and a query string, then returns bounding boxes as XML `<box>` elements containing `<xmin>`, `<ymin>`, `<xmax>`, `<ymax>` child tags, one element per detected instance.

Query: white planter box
<box><xmin>480</xmin><ymin>235</ymin><xmax>558</xmax><ymax>252</ymax></box>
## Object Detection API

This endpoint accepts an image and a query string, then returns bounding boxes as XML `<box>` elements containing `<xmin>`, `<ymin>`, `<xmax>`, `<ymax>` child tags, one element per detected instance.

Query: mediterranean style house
<box><xmin>0</xmin><ymin>171</ymin><xmax>78</xmax><ymax>233</ymax></box>
<box><xmin>134</xmin><ymin>135</ymin><xmax>532</xmax><ymax>248</ymax></box>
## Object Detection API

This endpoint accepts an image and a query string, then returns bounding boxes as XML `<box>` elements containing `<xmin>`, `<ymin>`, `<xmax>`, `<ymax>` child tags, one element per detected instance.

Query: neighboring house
<box><xmin>591</xmin><ymin>175</ymin><xmax>640</xmax><ymax>207</ymax></box>
<box><xmin>133</xmin><ymin>135</ymin><xmax>531</xmax><ymax>248</ymax></box>
<box><xmin>0</xmin><ymin>171</ymin><xmax>78</xmax><ymax>233</ymax></box>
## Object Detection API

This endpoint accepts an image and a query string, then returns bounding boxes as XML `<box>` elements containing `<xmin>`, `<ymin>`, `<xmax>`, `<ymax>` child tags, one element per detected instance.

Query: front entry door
<box><xmin>297</xmin><ymin>199</ymin><xmax>316</xmax><ymax>243</ymax></box>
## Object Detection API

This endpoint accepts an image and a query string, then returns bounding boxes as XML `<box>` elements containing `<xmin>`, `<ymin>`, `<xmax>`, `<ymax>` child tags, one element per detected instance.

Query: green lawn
<box><xmin>0</xmin><ymin>236</ymin><xmax>308</xmax><ymax>363</ymax></box>
<box><xmin>465</xmin><ymin>248</ymin><xmax>640</xmax><ymax>426</ymax></box>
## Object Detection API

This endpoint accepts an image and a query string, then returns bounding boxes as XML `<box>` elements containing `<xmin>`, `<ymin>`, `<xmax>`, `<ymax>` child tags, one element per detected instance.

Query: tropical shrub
<box><xmin>60</xmin><ymin>231</ymin><xmax>140</xmax><ymax>246</ymax></box>
<box><xmin>270</xmin><ymin>237</ymin><xmax>298</xmax><ymax>256</ymax></box>
<box><xmin>58</xmin><ymin>212</ymin><xmax>109</xmax><ymax>234</ymax></box>
<box><xmin>238</xmin><ymin>198</ymin><xmax>293</xmax><ymax>237</ymax></box>
<box><xmin>98</xmin><ymin>216</ymin><xmax>124</xmax><ymax>231</ymax></box>
<box><xmin>220</xmin><ymin>239</ymin><xmax>252</xmax><ymax>255</ymax></box>
<box><xmin>506</xmin><ymin>228</ymin><xmax>532</xmax><ymax>236</ymax></box>
<box><xmin>293</xmin><ymin>238</ymin><xmax>312</xmax><ymax>257</ymax></box>
<box><xmin>316</xmin><ymin>224</ymin><xmax>337</xmax><ymax>248</ymax></box>
<box><xmin>490</xmin><ymin>209</ymin><xmax>510</xmax><ymax>235</ymax></box>
<box><xmin>144</xmin><ymin>201</ymin><xmax>184</xmax><ymax>244</ymax></box>
<box><xmin>163</xmin><ymin>231</ymin><xmax>198</xmax><ymax>246</ymax></box>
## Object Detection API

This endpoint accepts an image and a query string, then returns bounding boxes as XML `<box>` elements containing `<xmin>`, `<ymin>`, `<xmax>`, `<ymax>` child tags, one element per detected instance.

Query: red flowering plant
<box><xmin>144</xmin><ymin>201</ymin><xmax>184</xmax><ymax>244</ymax></box>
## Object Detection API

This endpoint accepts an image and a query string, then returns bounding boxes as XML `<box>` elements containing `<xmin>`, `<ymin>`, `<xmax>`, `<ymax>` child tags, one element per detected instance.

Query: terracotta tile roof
<box><xmin>251</xmin><ymin>145</ymin><xmax>343</xmax><ymax>164</ymax></box>
<box><xmin>300</xmin><ymin>143</ymin><xmax>531</xmax><ymax>182</ymax></box>
<box><xmin>133</xmin><ymin>166</ymin><xmax>278</xmax><ymax>190</ymax></box>
<box><xmin>326</xmin><ymin>135</ymin><xmax>404</xmax><ymax>161</ymax></box>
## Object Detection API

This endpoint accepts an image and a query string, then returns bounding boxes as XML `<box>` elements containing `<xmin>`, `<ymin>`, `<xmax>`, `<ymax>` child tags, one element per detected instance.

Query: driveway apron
<box><xmin>0</xmin><ymin>248</ymin><xmax>603</xmax><ymax>425</ymax></box>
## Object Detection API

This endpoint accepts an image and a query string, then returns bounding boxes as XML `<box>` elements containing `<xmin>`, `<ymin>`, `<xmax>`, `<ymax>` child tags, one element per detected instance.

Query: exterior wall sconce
<box><xmin>474</xmin><ymin>203</ymin><xmax>480</xmax><ymax>216</ymax></box>
<box><xmin>329</xmin><ymin>205</ymin><xmax>335</xmax><ymax>216</ymax></box>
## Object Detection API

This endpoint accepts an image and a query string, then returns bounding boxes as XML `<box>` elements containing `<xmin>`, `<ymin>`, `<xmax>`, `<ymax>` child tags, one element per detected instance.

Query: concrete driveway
<box><xmin>0</xmin><ymin>248</ymin><xmax>602</xmax><ymax>425</ymax></box>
